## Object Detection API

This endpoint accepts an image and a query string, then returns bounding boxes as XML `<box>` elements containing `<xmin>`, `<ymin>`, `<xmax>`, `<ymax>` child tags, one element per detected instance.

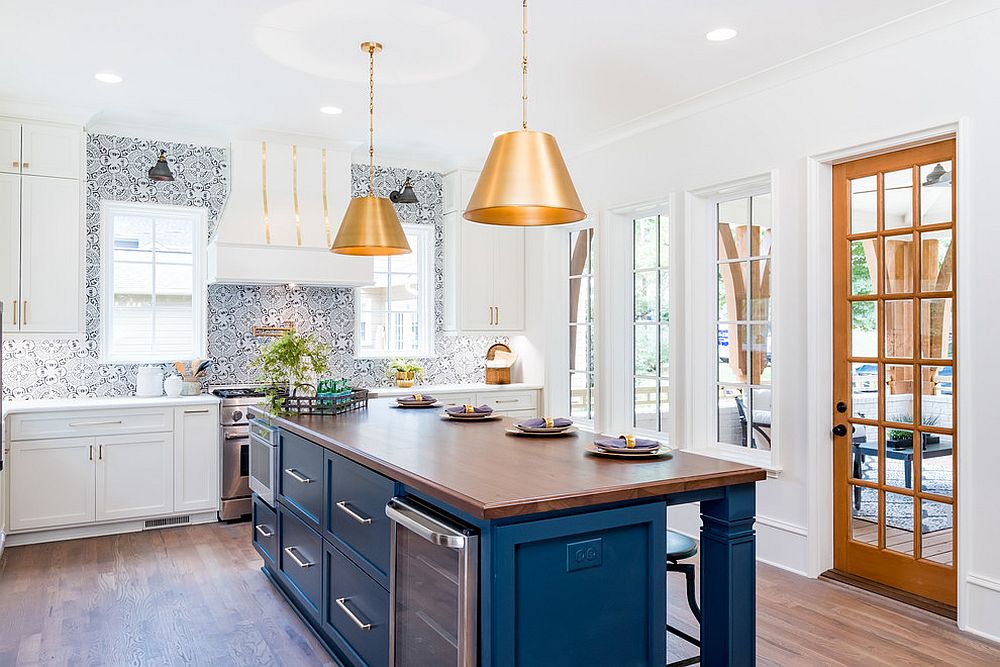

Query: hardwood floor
<box><xmin>0</xmin><ymin>523</ymin><xmax>997</xmax><ymax>666</ymax></box>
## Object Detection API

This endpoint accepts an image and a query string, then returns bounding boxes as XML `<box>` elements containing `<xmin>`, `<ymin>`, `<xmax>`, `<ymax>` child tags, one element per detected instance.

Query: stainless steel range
<box><xmin>211</xmin><ymin>385</ymin><xmax>278</xmax><ymax>521</ymax></box>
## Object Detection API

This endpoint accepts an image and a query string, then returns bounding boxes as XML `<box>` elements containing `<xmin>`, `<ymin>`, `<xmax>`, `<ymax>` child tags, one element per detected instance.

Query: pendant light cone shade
<box><xmin>331</xmin><ymin>195</ymin><xmax>411</xmax><ymax>256</ymax></box>
<box><xmin>148</xmin><ymin>150</ymin><xmax>175</xmax><ymax>182</ymax></box>
<box><xmin>464</xmin><ymin>130</ymin><xmax>584</xmax><ymax>226</ymax></box>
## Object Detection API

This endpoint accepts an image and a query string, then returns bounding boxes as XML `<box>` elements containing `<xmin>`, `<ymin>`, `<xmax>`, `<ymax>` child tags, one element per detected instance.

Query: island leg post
<box><xmin>699</xmin><ymin>483</ymin><xmax>756</xmax><ymax>666</ymax></box>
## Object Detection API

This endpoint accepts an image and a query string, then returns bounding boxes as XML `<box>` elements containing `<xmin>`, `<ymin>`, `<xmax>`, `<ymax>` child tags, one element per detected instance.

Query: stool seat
<box><xmin>666</xmin><ymin>530</ymin><xmax>697</xmax><ymax>562</ymax></box>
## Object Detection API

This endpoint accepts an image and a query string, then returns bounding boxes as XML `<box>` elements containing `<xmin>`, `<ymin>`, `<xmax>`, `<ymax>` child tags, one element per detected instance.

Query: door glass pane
<box><xmin>885</xmin><ymin>428</ymin><xmax>914</xmax><ymax>490</ymax></box>
<box><xmin>850</xmin><ymin>240</ymin><xmax>877</xmax><ymax>296</ymax></box>
<box><xmin>718</xmin><ymin>198</ymin><xmax>750</xmax><ymax>259</ymax></box>
<box><xmin>850</xmin><ymin>424</ymin><xmax>879</xmax><ymax>482</ymax></box>
<box><xmin>633</xmin><ymin>378</ymin><xmax>657</xmax><ymax>430</ymax></box>
<box><xmin>885</xmin><ymin>364</ymin><xmax>914</xmax><ymax>424</ymax></box>
<box><xmin>750</xmin><ymin>324</ymin><xmax>771</xmax><ymax>385</ymax></box>
<box><xmin>749</xmin><ymin>387</ymin><xmax>772</xmax><ymax>450</ymax></box>
<box><xmin>850</xmin><ymin>176</ymin><xmax>877</xmax><ymax>234</ymax></box>
<box><xmin>883</xmin><ymin>169</ymin><xmax>913</xmax><ymax>230</ymax></box>
<box><xmin>920</xmin><ymin>298</ymin><xmax>953</xmax><ymax>360</ymax></box>
<box><xmin>920</xmin><ymin>161</ymin><xmax>952</xmax><ymax>226</ymax></box>
<box><xmin>634</xmin><ymin>216</ymin><xmax>658</xmax><ymax>269</ymax></box>
<box><xmin>851</xmin><ymin>302</ymin><xmax>878</xmax><ymax>357</ymax></box>
<box><xmin>717</xmin><ymin>385</ymin><xmax>746</xmax><ymax>447</ymax></box>
<box><xmin>920</xmin><ymin>500</ymin><xmax>953</xmax><ymax>565</ymax></box>
<box><xmin>884</xmin><ymin>299</ymin><xmax>914</xmax><ymax>359</ymax></box>
<box><xmin>920</xmin><ymin>365</ymin><xmax>953</xmax><ymax>428</ymax></box>
<box><xmin>633</xmin><ymin>325</ymin><xmax>657</xmax><ymax>376</ymax></box>
<box><xmin>850</xmin><ymin>485</ymin><xmax>879</xmax><ymax>546</ymax></box>
<box><xmin>750</xmin><ymin>259</ymin><xmax>771</xmax><ymax>320</ymax></box>
<box><xmin>921</xmin><ymin>433</ymin><xmax>953</xmax><ymax>498</ymax></box>
<box><xmin>920</xmin><ymin>230</ymin><xmax>953</xmax><ymax>292</ymax></box>
<box><xmin>569</xmin><ymin>277</ymin><xmax>589</xmax><ymax>323</ymax></box>
<box><xmin>883</xmin><ymin>233</ymin><xmax>914</xmax><ymax>294</ymax></box>
<box><xmin>884</xmin><ymin>491</ymin><xmax>915</xmax><ymax>555</ymax></box>
<box><xmin>718</xmin><ymin>324</ymin><xmax>746</xmax><ymax>383</ymax></box>
<box><xmin>750</xmin><ymin>193</ymin><xmax>772</xmax><ymax>257</ymax></box>
<box><xmin>851</xmin><ymin>363</ymin><xmax>879</xmax><ymax>419</ymax></box>
<box><xmin>634</xmin><ymin>271</ymin><xmax>656</xmax><ymax>321</ymax></box>
<box><xmin>718</xmin><ymin>262</ymin><xmax>748</xmax><ymax>321</ymax></box>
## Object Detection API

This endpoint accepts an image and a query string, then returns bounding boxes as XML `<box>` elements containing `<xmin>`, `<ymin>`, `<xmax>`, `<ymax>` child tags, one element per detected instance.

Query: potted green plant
<box><xmin>886</xmin><ymin>413</ymin><xmax>941</xmax><ymax>449</ymax></box>
<box><xmin>386</xmin><ymin>358</ymin><xmax>423</xmax><ymax>388</ymax></box>
<box><xmin>251</xmin><ymin>332</ymin><xmax>331</xmax><ymax>414</ymax></box>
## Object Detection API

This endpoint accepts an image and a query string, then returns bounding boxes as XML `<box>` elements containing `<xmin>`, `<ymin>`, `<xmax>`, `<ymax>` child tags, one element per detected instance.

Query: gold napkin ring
<box><xmin>620</xmin><ymin>434</ymin><xmax>636</xmax><ymax>449</ymax></box>
<box><xmin>413</xmin><ymin>394</ymin><xmax>422</xmax><ymax>402</ymax></box>
<box><xmin>464</xmin><ymin>404</ymin><xmax>475</xmax><ymax>413</ymax></box>
<box><xmin>544</xmin><ymin>417</ymin><xmax>554</xmax><ymax>428</ymax></box>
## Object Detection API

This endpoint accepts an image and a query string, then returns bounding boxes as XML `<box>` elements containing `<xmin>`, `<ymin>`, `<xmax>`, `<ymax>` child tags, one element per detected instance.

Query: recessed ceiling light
<box><xmin>705</xmin><ymin>28</ymin><xmax>737</xmax><ymax>42</ymax></box>
<box><xmin>94</xmin><ymin>72</ymin><xmax>124</xmax><ymax>84</ymax></box>
<box><xmin>320</xmin><ymin>106</ymin><xmax>343</xmax><ymax>115</ymax></box>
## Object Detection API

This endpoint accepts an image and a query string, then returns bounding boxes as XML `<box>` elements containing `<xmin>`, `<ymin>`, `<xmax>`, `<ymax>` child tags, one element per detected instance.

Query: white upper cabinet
<box><xmin>0</xmin><ymin>116</ymin><xmax>84</xmax><ymax>337</ymax></box>
<box><xmin>20</xmin><ymin>123</ymin><xmax>82</xmax><ymax>179</ymax></box>
<box><xmin>442</xmin><ymin>169</ymin><xmax>526</xmax><ymax>333</ymax></box>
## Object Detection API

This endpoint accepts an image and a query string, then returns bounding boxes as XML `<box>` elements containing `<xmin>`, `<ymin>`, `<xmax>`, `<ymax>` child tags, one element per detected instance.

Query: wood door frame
<box><xmin>804</xmin><ymin>121</ymin><xmax>971</xmax><ymax>621</ymax></box>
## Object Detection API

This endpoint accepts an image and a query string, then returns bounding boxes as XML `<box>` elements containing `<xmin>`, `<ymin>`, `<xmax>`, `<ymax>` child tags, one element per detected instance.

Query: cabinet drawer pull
<box><xmin>336</xmin><ymin>500</ymin><xmax>373</xmax><ymax>525</ymax></box>
<box><xmin>335</xmin><ymin>597</ymin><xmax>373</xmax><ymax>631</ymax></box>
<box><xmin>254</xmin><ymin>524</ymin><xmax>274</xmax><ymax>538</ymax></box>
<box><xmin>496</xmin><ymin>306</ymin><xmax>500</xmax><ymax>326</ymax></box>
<box><xmin>283</xmin><ymin>546</ymin><xmax>314</xmax><ymax>568</ymax></box>
<box><xmin>284</xmin><ymin>468</ymin><xmax>314</xmax><ymax>484</ymax></box>
<box><xmin>22</xmin><ymin>300</ymin><xmax>26</xmax><ymax>325</ymax></box>
<box><xmin>21</xmin><ymin>162</ymin><xmax>29</xmax><ymax>169</ymax></box>
<box><xmin>89</xmin><ymin>445</ymin><xmax>93</xmax><ymax>461</ymax></box>
<box><xmin>494</xmin><ymin>399</ymin><xmax>520</xmax><ymax>404</ymax></box>
<box><xmin>69</xmin><ymin>419</ymin><xmax>123</xmax><ymax>427</ymax></box>
<box><xmin>11</xmin><ymin>161</ymin><xmax>18</xmax><ymax>168</ymax></box>
<box><xmin>184</xmin><ymin>408</ymin><xmax>210</xmax><ymax>414</ymax></box>
<box><xmin>11</xmin><ymin>300</ymin><xmax>16</xmax><ymax>326</ymax></box>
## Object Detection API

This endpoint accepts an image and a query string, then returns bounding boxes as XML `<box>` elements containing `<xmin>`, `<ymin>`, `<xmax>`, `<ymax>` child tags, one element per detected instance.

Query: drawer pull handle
<box><xmin>335</xmin><ymin>597</ymin><xmax>373</xmax><ymax>631</ymax></box>
<box><xmin>494</xmin><ymin>399</ymin><xmax>520</xmax><ymax>404</ymax></box>
<box><xmin>254</xmin><ymin>524</ymin><xmax>273</xmax><ymax>538</ymax></box>
<box><xmin>336</xmin><ymin>500</ymin><xmax>373</xmax><ymax>525</ymax></box>
<box><xmin>184</xmin><ymin>408</ymin><xmax>211</xmax><ymax>414</ymax></box>
<box><xmin>283</xmin><ymin>546</ymin><xmax>314</xmax><ymax>568</ymax></box>
<box><xmin>69</xmin><ymin>419</ymin><xmax>123</xmax><ymax>427</ymax></box>
<box><xmin>285</xmin><ymin>468</ymin><xmax>314</xmax><ymax>484</ymax></box>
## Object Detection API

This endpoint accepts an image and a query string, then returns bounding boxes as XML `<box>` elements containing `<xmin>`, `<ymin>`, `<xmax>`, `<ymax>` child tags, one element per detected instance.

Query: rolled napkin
<box><xmin>593</xmin><ymin>434</ymin><xmax>660</xmax><ymax>450</ymax></box>
<box><xmin>517</xmin><ymin>417</ymin><xmax>573</xmax><ymax>429</ymax></box>
<box><xmin>398</xmin><ymin>394</ymin><xmax>435</xmax><ymax>403</ymax></box>
<box><xmin>445</xmin><ymin>404</ymin><xmax>494</xmax><ymax>415</ymax></box>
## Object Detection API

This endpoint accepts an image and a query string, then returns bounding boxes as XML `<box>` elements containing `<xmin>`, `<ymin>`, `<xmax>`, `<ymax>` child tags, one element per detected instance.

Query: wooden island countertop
<box><xmin>252</xmin><ymin>398</ymin><xmax>765</xmax><ymax>520</ymax></box>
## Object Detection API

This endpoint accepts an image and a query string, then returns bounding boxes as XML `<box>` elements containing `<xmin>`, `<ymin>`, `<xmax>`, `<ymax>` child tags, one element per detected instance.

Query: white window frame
<box><xmin>354</xmin><ymin>223</ymin><xmax>434</xmax><ymax>358</ymax></box>
<box><xmin>688</xmin><ymin>173</ymin><xmax>780</xmax><ymax>471</ymax></box>
<box><xmin>100</xmin><ymin>201</ymin><xmax>208</xmax><ymax>364</ymax></box>
<box><xmin>568</xmin><ymin>223</ymin><xmax>597</xmax><ymax>427</ymax></box>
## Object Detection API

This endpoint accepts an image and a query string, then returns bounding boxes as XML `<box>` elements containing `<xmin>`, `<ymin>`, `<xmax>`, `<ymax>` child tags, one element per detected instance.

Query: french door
<box><xmin>832</xmin><ymin>139</ymin><xmax>956</xmax><ymax>606</ymax></box>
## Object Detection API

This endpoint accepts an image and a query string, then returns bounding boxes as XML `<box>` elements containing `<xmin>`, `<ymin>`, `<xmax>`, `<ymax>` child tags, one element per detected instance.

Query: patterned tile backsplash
<box><xmin>1</xmin><ymin>133</ymin><xmax>504</xmax><ymax>400</ymax></box>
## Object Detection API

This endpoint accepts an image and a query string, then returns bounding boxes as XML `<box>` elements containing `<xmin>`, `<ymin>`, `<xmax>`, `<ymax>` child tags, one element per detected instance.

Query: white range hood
<box><xmin>208</xmin><ymin>139</ymin><xmax>373</xmax><ymax>286</ymax></box>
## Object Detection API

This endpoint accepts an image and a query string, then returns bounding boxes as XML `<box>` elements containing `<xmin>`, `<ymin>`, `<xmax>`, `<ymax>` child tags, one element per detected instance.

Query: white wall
<box><xmin>559</xmin><ymin>5</ymin><xmax>1000</xmax><ymax>640</ymax></box>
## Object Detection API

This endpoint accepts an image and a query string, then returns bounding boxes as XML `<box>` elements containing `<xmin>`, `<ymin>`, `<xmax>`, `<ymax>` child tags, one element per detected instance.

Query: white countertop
<box><xmin>366</xmin><ymin>382</ymin><xmax>542</xmax><ymax>398</ymax></box>
<box><xmin>2</xmin><ymin>394</ymin><xmax>220</xmax><ymax>419</ymax></box>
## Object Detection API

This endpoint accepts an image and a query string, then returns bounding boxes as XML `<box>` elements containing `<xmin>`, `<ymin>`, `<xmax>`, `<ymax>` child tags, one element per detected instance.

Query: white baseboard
<box><xmin>964</xmin><ymin>573</ymin><xmax>1000</xmax><ymax>643</ymax></box>
<box><xmin>5</xmin><ymin>510</ymin><xmax>218</xmax><ymax>547</ymax></box>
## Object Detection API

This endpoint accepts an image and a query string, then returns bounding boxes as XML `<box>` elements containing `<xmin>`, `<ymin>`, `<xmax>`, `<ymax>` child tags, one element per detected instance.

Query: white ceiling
<box><xmin>0</xmin><ymin>0</ymin><xmax>947</xmax><ymax>166</ymax></box>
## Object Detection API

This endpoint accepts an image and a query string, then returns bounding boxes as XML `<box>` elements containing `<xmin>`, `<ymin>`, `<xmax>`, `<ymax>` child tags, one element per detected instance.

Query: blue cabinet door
<box><xmin>278</xmin><ymin>504</ymin><xmax>324</xmax><ymax>620</ymax></box>
<box><xmin>252</xmin><ymin>495</ymin><xmax>278</xmax><ymax>566</ymax></box>
<box><xmin>279</xmin><ymin>431</ymin><xmax>324</xmax><ymax>528</ymax></box>
<box><xmin>492</xmin><ymin>502</ymin><xmax>666</xmax><ymax>667</ymax></box>
<box><xmin>322</xmin><ymin>542</ymin><xmax>390</xmax><ymax>667</ymax></box>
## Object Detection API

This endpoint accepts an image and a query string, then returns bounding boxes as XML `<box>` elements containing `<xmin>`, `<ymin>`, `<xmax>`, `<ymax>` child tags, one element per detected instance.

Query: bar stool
<box><xmin>666</xmin><ymin>530</ymin><xmax>701</xmax><ymax>667</ymax></box>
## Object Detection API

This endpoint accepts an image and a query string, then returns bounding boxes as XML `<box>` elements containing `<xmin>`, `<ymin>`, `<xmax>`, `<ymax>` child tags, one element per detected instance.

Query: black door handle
<box><xmin>832</xmin><ymin>424</ymin><xmax>848</xmax><ymax>437</ymax></box>
<box><xmin>836</xmin><ymin>401</ymin><xmax>848</xmax><ymax>414</ymax></box>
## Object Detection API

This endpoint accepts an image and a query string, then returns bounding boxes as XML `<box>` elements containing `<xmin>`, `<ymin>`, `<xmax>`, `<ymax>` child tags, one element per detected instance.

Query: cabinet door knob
<box><xmin>21</xmin><ymin>162</ymin><xmax>28</xmax><ymax>169</ymax></box>
<box><xmin>11</xmin><ymin>161</ymin><xmax>18</xmax><ymax>168</ymax></box>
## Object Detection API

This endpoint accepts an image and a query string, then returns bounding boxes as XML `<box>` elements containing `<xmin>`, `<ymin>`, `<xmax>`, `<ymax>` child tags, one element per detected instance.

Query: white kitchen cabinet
<box><xmin>96</xmin><ymin>433</ymin><xmax>174</xmax><ymax>522</ymax></box>
<box><xmin>18</xmin><ymin>176</ymin><xmax>82</xmax><ymax>334</ymax></box>
<box><xmin>9</xmin><ymin>437</ymin><xmax>95</xmax><ymax>531</ymax></box>
<box><xmin>19</xmin><ymin>123</ymin><xmax>82</xmax><ymax>179</ymax></box>
<box><xmin>443</xmin><ymin>169</ymin><xmax>526</xmax><ymax>333</ymax></box>
<box><xmin>0</xmin><ymin>173</ymin><xmax>19</xmax><ymax>335</ymax></box>
<box><xmin>0</xmin><ymin>120</ymin><xmax>21</xmax><ymax>176</ymax></box>
<box><xmin>173</xmin><ymin>405</ymin><xmax>220</xmax><ymax>513</ymax></box>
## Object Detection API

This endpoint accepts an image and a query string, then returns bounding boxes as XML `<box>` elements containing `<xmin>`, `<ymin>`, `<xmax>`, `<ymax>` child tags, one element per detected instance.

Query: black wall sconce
<box><xmin>148</xmin><ymin>149</ymin><xmax>175</xmax><ymax>182</ymax></box>
<box><xmin>389</xmin><ymin>176</ymin><xmax>418</xmax><ymax>204</ymax></box>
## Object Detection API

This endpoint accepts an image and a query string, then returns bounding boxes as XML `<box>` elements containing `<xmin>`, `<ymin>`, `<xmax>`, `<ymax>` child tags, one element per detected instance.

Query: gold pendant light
<box><xmin>464</xmin><ymin>0</ymin><xmax>585</xmax><ymax>226</ymax></box>
<box><xmin>332</xmin><ymin>42</ymin><xmax>411</xmax><ymax>256</ymax></box>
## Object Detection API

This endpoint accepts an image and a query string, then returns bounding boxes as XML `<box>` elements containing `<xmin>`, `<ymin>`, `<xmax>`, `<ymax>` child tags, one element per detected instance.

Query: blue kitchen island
<box><xmin>249</xmin><ymin>399</ymin><xmax>765</xmax><ymax>666</ymax></box>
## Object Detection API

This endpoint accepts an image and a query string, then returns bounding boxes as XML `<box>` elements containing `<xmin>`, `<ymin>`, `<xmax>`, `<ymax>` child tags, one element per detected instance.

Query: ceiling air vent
<box><xmin>144</xmin><ymin>515</ymin><xmax>191</xmax><ymax>529</ymax></box>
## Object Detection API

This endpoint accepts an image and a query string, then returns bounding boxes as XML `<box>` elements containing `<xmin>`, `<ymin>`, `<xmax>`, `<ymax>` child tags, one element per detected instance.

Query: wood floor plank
<box><xmin>0</xmin><ymin>523</ymin><xmax>996</xmax><ymax>666</ymax></box>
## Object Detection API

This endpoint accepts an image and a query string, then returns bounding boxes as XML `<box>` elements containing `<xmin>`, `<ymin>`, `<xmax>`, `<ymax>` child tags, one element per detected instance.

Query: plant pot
<box><xmin>396</xmin><ymin>371</ymin><xmax>416</xmax><ymax>388</ymax></box>
<box><xmin>887</xmin><ymin>438</ymin><xmax>913</xmax><ymax>450</ymax></box>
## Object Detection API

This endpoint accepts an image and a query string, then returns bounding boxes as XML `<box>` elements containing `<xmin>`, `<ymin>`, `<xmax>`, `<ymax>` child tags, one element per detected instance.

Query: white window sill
<box><xmin>355</xmin><ymin>351</ymin><xmax>436</xmax><ymax>360</ymax></box>
<box><xmin>683</xmin><ymin>442</ymin><xmax>782</xmax><ymax>475</ymax></box>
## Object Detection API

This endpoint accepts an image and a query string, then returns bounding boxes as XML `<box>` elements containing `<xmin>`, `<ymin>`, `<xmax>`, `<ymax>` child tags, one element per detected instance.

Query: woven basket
<box><xmin>485</xmin><ymin>343</ymin><xmax>512</xmax><ymax>385</ymax></box>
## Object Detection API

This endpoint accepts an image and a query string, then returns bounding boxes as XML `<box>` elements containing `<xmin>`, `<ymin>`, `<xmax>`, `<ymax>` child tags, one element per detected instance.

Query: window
<box><xmin>570</xmin><ymin>228</ymin><xmax>595</xmax><ymax>421</ymax></box>
<box><xmin>101</xmin><ymin>203</ymin><xmax>206</xmax><ymax>363</ymax></box>
<box><xmin>632</xmin><ymin>214</ymin><xmax>670</xmax><ymax>434</ymax></box>
<box><xmin>357</xmin><ymin>224</ymin><xmax>433</xmax><ymax>357</ymax></box>
<box><xmin>716</xmin><ymin>193</ymin><xmax>773</xmax><ymax>450</ymax></box>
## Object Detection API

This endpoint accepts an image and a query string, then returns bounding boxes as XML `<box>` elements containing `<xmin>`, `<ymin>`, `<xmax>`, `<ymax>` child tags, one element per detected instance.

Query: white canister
<box><xmin>136</xmin><ymin>366</ymin><xmax>164</xmax><ymax>397</ymax></box>
<box><xmin>164</xmin><ymin>374</ymin><xmax>183</xmax><ymax>398</ymax></box>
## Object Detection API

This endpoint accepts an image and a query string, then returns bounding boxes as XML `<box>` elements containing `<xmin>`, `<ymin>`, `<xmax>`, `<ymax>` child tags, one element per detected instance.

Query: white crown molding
<box><xmin>0</xmin><ymin>97</ymin><xmax>94</xmax><ymax>126</ymax></box>
<box><xmin>571</xmin><ymin>0</ymin><xmax>998</xmax><ymax>158</ymax></box>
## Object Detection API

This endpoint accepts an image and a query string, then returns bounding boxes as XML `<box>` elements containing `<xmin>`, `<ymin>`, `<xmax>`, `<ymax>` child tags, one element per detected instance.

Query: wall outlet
<box><xmin>566</xmin><ymin>537</ymin><xmax>603</xmax><ymax>572</ymax></box>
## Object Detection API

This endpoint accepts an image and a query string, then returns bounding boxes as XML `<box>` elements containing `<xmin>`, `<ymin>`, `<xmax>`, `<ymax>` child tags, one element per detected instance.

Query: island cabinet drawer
<box><xmin>9</xmin><ymin>408</ymin><xmax>173</xmax><ymax>441</ymax></box>
<box><xmin>323</xmin><ymin>543</ymin><xmax>389</xmax><ymax>667</ymax></box>
<box><xmin>279</xmin><ymin>432</ymin><xmax>324</xmax><ymax>528</ymax></box>
<box><xmin>476</xmin><ymin>391</ymin><xmax>536</xmax><ymax>411</ymax></box>
<box><xmin>325</xmin><ymin>453</ymin><xmax>394</xmax><ymax>583</ymax></box>
<box><xmin>278</xmin><ymin>505</ymin><xmax>323</xmax><ymax>619</ymax></box>
<box><xmin>252</xmin><ymin>496</ymin><xmax>278</xmax><ymax>566</ymax></box>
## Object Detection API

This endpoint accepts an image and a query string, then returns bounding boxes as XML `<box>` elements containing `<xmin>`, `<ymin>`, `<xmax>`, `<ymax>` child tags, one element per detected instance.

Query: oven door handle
<box><xmin>225</xmin><ymin>433</ymin><xmax>248</xmax><ymax>440</ymax></box>
<box><xmin>385</xmin><ymin>497</ymin><xmax>468</xmax><ymax>549</ymax></box>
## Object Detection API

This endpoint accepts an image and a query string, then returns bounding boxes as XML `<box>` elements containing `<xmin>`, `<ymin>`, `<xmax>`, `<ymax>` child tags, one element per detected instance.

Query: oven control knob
<box><xmin>232</xmin><ymin>409</ymin><xmax>244</xmax><ymax>423</ymax></box>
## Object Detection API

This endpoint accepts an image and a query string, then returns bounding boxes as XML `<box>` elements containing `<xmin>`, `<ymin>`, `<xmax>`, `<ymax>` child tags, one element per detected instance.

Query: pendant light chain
<box><xmin>521</xmin><ymin>0</ymin><xmax>528</xmax><ymax>130</ymax></box>
<box><xmin>368</xmin><ymin>44</ymin><xmax>375</xmax><ymax>196</ymax></box>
